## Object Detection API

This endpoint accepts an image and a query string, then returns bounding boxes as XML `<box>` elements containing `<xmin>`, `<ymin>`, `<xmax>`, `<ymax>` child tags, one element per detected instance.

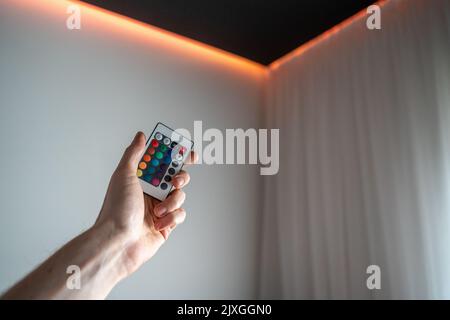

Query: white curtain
<box><xmin>260</xmin><ymin>0</ymin><xmax>450</xmax><ymax>299</ymax></box>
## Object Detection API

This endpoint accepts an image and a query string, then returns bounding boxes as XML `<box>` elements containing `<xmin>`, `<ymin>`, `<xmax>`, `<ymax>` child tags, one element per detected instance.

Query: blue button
<box><xmin>151</xmin><ymin>159</ymin><xmax>159</xmax><ymax>167</ymax></box>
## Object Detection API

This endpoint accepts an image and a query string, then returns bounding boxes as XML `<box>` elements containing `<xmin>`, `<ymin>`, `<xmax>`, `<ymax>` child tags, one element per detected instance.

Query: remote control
<box><xmin>137</xmin><ymin>122</ymin><xmax>194</xmax><ymax>201</ymax></box>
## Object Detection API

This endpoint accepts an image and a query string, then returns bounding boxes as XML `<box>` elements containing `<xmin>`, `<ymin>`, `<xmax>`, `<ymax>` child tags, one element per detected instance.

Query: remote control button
<box><xmin>160</xmin><ymin>183</ymin><xmax>168</xmax><ymax>190</ymax></box>
<box><xmin>160</xmin><ymin>145</ymin><xmax>168</xmax><ymax>152</ymax></box>
<box><xmin>164</xmin><ymin>175</ymin><xmax>172</xmax><ymax>182</ymax></box>
<box><xmin>172</xmin><ymin>161</ymin><xmax>179</xmax><ymax>168</ymax></box>
<box><xmin>160</xmin><ymin>163</ymin><xmax>169</xmax><ymax>171</ymax></box>
<box><xmin>175</xmin><ymin>153</ymin><xmax>183</xmax><ymax>161</ymax></box>
<box><xmin>163</xmin><ymin>137</ymin><xmax>171</xmax><ymax>145</ymax></box>
<box><xmin>170</xmin><ymin>141</ymin><xmax>178</xmax><ymax>148</ymax></box>
<box><xmin>151</xmin><ymin>139</ymin><xmax>159</xmax><ymax>148</ymax></box>
<box><xmin>137</xmin><ymin>169</ymin><xmax>143</xmax><ymax>177</ymax></box>
<box><xmin>155</xmin><ymin>151</ymin><xmax>163</xmax><ymax>160</ymax></box>
<box><xmin>155</xmin><ymin>133</ymin><xmax>163</xmax><ymax>141</ymax></box>
<box><xmin>143</xmin><ymin>175</ymin><xmax>152</xmax><ymax>182</ymax></box>
<box><xmin>139</xmin><ymin>162</ymin><xmax>147</xmax><ymax>170</ymax></box>
<box><xmin>147</xmin><ymin>166</ymin><xmax>156</xmax><ymax>174</ymax></box>
<box><xmin>151</xmin><ymin>178</ymin><xmax>160</xmax><ymax>186</ymax></box>
<box><xmin>151</xmin><ymin>159</ymin><xmax>159</xmax><ymax>167</ymax></box>
<box><xmin>148</xmin><ymin>147</ymin><xmax>155</xmax><ymax>155</ymax></box>
<box><xmin>168</xmin><ymin>168</ymin><xmax>176</xmax><ymax>175</ymax></box>
<box><xmin>143</xmin><ymin>154</ymin><xmax>151</xmax><ymax>162</ymax></box>
<box><xmin>163</xmin><ymin>156</ymin><xmax>172</xmax><ymax>164</ymax></box>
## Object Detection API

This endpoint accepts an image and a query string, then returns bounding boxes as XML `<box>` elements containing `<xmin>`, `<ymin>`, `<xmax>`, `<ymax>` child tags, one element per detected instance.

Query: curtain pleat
<box><xmin>260</xmin><ymin>0</ymin><xmax>450</xmax><ymax>299</ymax></box>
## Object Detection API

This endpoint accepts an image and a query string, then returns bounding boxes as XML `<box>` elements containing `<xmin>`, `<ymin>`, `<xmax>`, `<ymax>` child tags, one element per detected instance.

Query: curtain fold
<box><xmin>260</xmin><ymin>0</ymin><xmax>450</xmax><ymax>299</ymax></box>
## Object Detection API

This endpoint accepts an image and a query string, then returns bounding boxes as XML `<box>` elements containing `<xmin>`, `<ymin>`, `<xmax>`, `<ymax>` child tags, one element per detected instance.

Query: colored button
<box><xmin>151</xmin><ymin>139</ymin><xmax>159</xmax><ymax>147</ymax></box>
<box><xmin>160</xmin><ymin>183</ymin><xmax>168</xmax><ymax>190</ymax></box>
<box><xmin>143</xmin><ymin>154</ymin><xmax>151</xmax><ymax>162</ymax></box>
<box><xmin>160</xmin><ymin>145</ymin><xmax>168</xmax><ymax>152</ymax></box>
<box><xmin>143</xmin><ymin>175</ymin><xmax>152</xmax><ymax>182</ymax></box>
<box><xmin>137</xmin><ymin>169</ymin><xmax>143</xmax><ymax>177</ymax></box>
<box><xmin>160</xmin><ymin>164</ymin><xmax>169</xmax><ymax>171</ymax></box>
<box><xmin>168</xmin><ymin>168</ymin><xmax>176</xmax><ymax>175</ymax></box>
<box><xmin>148</xmin><ymin>147</ymin><xmax>155</xmax><ymax>155</ymax></box>
<box><xmin>147</xmin><ymin>166</ymin><xmax>156</xmax><ymax>174</ymax></box>
<box><xmin>151</xmin><ymin>178</ymin><xmax>160</xmax><ymax>186</ymax></box>
<box><xmin>163</xmin><ymin>156</ymin><xmax>171</xmax><ymax>164</ymax></box>
<box><xmin>155</xmin><ymin>151</ymin><xmax>163</xmax><ymax>160</ymax></box>
<box><xmin>155</xmin><ymin>132</ymin><xmax>163</xmax><ymax>141</ymax></box>
<box><xmin>151</xmin><ymin>159</ymin><xmax>159</xmax><ymax>167</ymax></box>
<box><xmin>164</xmin><ymin>175</ymin><xmax>172</xmax><ymax>182</ymax></box>
<box><xmin>175</xmin><ymin>153</ymin><xmax>183</xmax><ymax>161</ymax></box>
<box><xmin>163</xmin><ymin>137</ymin><xmax>170</xmax><ymax>145</ymax></box>
<box><xmin>139</xmin><ymin>162</ymin><xmax>147</xmax><ymax>170</ymax></box>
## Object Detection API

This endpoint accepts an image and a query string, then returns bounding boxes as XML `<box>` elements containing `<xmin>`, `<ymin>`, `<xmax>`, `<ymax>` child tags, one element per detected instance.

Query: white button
<box><xmin>163</xmin><ymin>137</ymin><xmax>170</xmax><ymax>145</ymax></box>
<box><xmin>175</xmin><ymin>153</ymin><xmax>183</xmax><ymax>161</ymax></box>
<box><xmin>155</xmin><ymin>133</ymin><xmax>163</xmax><ymax>141</ymax></box>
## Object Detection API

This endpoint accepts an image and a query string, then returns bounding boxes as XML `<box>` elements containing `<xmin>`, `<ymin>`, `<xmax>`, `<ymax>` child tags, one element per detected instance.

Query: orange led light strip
<box><xmin>270</xmin><ymin>0</ymin><xmax>389</xmax><ymax>70</ymax></box>
<box><xmin>7</xmin><ymin>0</ymin><xmax>265</xmax><ymax>75</ymax></box>
<box><xmin>7</xmin><ymin>0</ymin><xmax>388</xmax><ymax>73</ymax></box>
<box><xmin>68</xmin><ymin>0</ymin><xmax>266</xmax><ymax>74</ymax></box>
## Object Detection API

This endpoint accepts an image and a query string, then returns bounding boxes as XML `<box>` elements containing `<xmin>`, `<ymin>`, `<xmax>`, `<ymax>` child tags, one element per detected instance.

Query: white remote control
<box><xmin>137</xmin><ymin>122</ymin><xmax>193</xmax><ymax>201</ymax></box>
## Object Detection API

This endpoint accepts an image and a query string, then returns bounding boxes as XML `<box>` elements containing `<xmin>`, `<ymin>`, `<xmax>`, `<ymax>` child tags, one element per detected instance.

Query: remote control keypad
<box><xmin>137</xmin><ymin>132</ymin><xmax>184</xmax><ymax>190</ymax></box>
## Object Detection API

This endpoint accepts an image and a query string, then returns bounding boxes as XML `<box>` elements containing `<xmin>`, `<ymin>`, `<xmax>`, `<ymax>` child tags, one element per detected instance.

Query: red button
<box><xmin>148</xmin><ymin>147</ymin><xmax>155</xmax><ymax>155</ymax></box>
<box><xmin>151</xmin><ymin>178</ymin><xmax>160</xmax><ymax>186</ymax></box>
<box><xmin>151</xmin><ymin>139</ymin><xmax>159</xmax><ymax>148</ymax></box>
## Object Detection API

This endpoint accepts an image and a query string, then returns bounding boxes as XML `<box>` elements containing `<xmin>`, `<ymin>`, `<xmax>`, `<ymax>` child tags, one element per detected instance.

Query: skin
<box><xmin>1</xmin><ymin>132</ymin><xmax>198</xmax><ymax>299</ymax></box>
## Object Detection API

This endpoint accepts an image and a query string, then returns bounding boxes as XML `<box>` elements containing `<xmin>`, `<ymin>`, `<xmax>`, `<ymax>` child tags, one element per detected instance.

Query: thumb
<box><xmin>118</xmin><ymin>131</ymin><xmax>146</xmax><ymax>171</ymax></box>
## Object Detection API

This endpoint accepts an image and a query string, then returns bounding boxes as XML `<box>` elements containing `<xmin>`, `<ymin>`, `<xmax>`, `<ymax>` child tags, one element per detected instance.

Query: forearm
<box><xmin>1</xmin><ymin>221</ymin><xmax>129</xmax><ymax>300</ymax></box>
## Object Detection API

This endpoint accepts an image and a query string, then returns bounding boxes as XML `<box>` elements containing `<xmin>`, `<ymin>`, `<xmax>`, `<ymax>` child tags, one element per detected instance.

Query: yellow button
<box><xmin>137</xmin><ymin>169</ymin><xmax>143</xmax><ymax>177</ymax></box>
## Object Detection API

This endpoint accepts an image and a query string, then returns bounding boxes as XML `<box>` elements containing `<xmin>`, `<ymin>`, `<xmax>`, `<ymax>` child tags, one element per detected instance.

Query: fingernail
<box><xmin>154</xmin><ymin>205</ymin><xmax>167</xmax><ymax>217</ymax></box>
<box><xmin>174</xmin><ymin>177</ymin><xmax>184</xmax><ymax>187</ymax></box>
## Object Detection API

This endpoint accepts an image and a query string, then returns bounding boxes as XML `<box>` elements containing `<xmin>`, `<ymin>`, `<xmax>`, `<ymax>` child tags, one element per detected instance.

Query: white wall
<box><xmin>0</xmin><ymin>0</ymin><xmax>265</xmax><ymax>299</ymax></box>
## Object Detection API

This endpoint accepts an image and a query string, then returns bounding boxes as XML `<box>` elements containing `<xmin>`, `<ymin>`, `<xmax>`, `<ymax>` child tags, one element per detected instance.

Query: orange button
<box><xmin>143</xmin><ymin>154</ymin><xmax>151</xmax><ymax>162</ymax></box>
<box><xmin>139</xmin><ymin>162</ymin><xmax>147</xmax><ymax>170</ymax></box>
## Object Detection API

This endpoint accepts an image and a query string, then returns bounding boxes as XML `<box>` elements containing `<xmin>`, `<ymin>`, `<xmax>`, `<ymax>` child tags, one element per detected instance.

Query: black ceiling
<box><xmin>81</xmin><ymin>0</ymin><xmax>377</xmax><ymax>65</ymax></box>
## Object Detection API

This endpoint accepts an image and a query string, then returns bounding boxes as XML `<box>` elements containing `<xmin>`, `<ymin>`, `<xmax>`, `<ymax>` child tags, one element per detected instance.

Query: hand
<box><xmin>0</xmin><ymin>131</ymin><xmax>197</xmax><ymax>300</ymax></box>
<box><xmin>95</xmin><ymin>132</ymin><xmax>198</xmax><ymax>276</ymax></box>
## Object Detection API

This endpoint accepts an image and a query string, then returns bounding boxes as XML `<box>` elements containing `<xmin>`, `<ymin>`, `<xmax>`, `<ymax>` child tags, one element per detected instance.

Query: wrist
<box><xmin>91</xmin><ymin>216</ymin><xmax>150</xmax><ymax>280</ymax></box>
<box><xmin>87</xmin><ymin>220</ymin><xmax>132</xmax><ymax>285</ymax></box>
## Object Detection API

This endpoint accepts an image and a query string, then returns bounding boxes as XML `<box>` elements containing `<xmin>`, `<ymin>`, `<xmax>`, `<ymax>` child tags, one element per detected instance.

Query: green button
<box><xmin>155</xmin><ymin>151</ymin><xmax>163</xmax><ymax>160</ymax></box>
<box><xmin>160</xmin><ymin>145</ymin><xmax>168</xmax><ymax>152</ymax></box>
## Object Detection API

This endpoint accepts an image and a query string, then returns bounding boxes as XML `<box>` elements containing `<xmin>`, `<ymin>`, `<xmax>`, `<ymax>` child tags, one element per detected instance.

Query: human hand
<box><xmin>95</xmin><ymin>132</ymin><xmax>198</xmax><ymax>276</ymax></box>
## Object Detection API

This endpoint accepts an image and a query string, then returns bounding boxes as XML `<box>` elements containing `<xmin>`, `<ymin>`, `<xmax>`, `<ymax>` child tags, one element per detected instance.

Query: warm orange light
<box><xmin>4</xmin><ymin>0</ymin><xmax>389</xmax><ymax>74</ymax></box>
<box><xmin>5</xmin><ymin>0</ymin><xmax>265</xmax><ymax>76</ymax></box>
<box><xmin>269</xmin><ymin>0</ymin><xmax>389</xmax><ymax>70</ymax></box>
